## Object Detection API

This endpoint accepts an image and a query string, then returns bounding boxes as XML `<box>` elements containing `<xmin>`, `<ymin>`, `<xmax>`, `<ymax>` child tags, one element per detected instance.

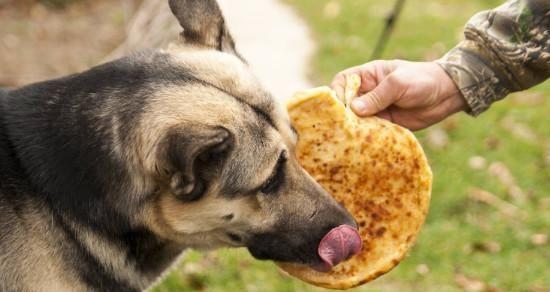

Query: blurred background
<box><xmin>1</xmin><ymin>0</ymin><xmax>548</xmax><ymax>291</ymax></box>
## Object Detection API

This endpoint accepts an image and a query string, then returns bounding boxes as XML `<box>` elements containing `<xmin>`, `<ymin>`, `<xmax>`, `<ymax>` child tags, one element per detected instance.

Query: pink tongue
<box><xmin>312</xmin><ymin>225</ymin><xmax>362</xmax><ymax>273</ymax></box>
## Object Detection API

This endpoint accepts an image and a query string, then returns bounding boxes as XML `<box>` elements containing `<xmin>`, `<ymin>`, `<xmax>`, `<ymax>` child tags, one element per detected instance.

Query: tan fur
<box><xmin>67</xmin><ymin>222</ymin><xmax>151</xmax><ymax>289</ymax></box>
<box><xmin>136</xmin><ymin>80</ymin><xmax>289</xmax><ymax>249</ymax></box>
<box><xmin>144</xmin><ymin>189</ymin><xmax>268</xmax><ymax>248</ymax></box>
<box><xmin>137</xmin><ymin>84</ymin><xmax>245</xmax><ymax>175</ymax></box>
<box><xmin>0</xmin><ymin>201</ymin><xmax>86</xmax><ymax>292</ymax></box>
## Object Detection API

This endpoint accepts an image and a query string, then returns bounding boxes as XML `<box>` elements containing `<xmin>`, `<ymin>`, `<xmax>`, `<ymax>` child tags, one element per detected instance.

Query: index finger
<box><xmin>330</xmin><ymin>65</ymin><xmax>364</xmax><ymax>101</ymax></box>
<box><xmin>331</xmin><ymin>61</ymin><xmax>392</xmax><ymax>100</ymax></box>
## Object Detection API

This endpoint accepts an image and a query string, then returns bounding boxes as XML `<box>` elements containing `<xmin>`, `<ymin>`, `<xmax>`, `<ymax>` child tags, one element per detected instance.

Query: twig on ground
<box><xmin>468</xmin><ymin>188</ymin><xmax>525</xmax><ymax>219</ymax></box>
<box><xmin>488</xmin><ymin>162</ymin><xmax>527</xmax><ymax>203</ymax></box>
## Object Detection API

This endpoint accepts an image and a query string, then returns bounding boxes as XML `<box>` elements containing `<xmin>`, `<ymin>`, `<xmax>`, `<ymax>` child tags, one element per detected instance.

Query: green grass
<box><xmin>153</xmin><ymin>0</ymin><xmax>549</xmax><ymax>291</ymax></box>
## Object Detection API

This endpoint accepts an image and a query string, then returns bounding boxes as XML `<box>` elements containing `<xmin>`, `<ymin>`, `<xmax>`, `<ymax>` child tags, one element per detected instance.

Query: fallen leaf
<box><xmin>246</xmin><ymin>284</ymin><xmax>259</xmax><ymax>292</ymax></box>
<box><xmin>454</xmin><ymin>273</ymin><xmax>492</xmax><ymax>292</ymax></box>
<box><xmin>425</xmin><ymin>127</ymin><xmax>449</xmax><ymax>150</ymax></box>
<box><xmin>441</xmin><ymin>115</ymin><xmax>460</xmax><ymax>132</ymax></box>
<box><xmin>485</xmin><ymin>136</ymin><xmax>500</xmax><ymax>150</ymax></box>
<box><xmin>185</xmin><ymin>273</ymin><xmax>206</xmax><ymax>291</ymax></box>
<box><xmin>488</xmin><ymin>162</ymin><xmax>527</xmax><ymax>203</ymax></box>
<box><xmin>471</xmin><ymin>241</ymin><xmax>501</xmax><ymax>254</ymax></box>
<box><xmin>500</xmin><ymin>116</ymin><xmax>538</xmax><ymax>143</ymax></box>
<box><xmin>416</xmin><ymin>264</ymin><xmax>429</xmax><ymax>275</ymax></box>
<box><xmin>323</xmin><ymin>1</ymin><xmax>341</xmax><ymax>19</ymax></box>
<box><xmin>468</xmin><ymin>156</ymin><xmax>487</xmax><ymax>170</ymax></box>
<box><xmin>530</xmin><ymin>233</ymin><xmax>548</xmax><ymax>246</ymax></box>
<box><xmin>510</xmin><ymin>92</ymin><xmax>545</xmax><ymax>106</ymax></box>
<box><xmin>345</xmin><ymin>35</ymin><xmax>362</xmax><ymax>49</ymax></box>
<box><xmin>183</xmin><ymin>262</ymin><xmax>203</xmax><ymax>275</ymax></box>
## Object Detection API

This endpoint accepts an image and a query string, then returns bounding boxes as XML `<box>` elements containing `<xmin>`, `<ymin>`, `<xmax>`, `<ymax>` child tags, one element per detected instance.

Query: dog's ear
<box><xmin>168</xmin><ymin>0</ymin><xmax>241</xmax><ymax>57</ymax></box>
<box><xmin>163</xmin><ymin>126</ymin><xmax>234</xmax><ymax>201</ymax></box>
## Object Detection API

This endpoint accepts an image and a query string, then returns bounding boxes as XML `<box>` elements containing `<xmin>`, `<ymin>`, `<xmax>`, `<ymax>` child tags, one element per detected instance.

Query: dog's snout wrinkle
<box><xmin>308</xmin><ymin>208</ymin><xmax>319</xmax><ymax>221</ymax></box>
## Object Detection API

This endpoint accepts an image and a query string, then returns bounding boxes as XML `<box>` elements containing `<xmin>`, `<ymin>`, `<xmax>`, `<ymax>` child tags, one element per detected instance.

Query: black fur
<box><xmin>4</xmin><ymin>52</ymin><xmax>174</xmax><ymax>232</ymax></box>
<box><xmin>0</xmin><ymin>53</ymin><xmax>192</xmax><ymax>291</ymax></box>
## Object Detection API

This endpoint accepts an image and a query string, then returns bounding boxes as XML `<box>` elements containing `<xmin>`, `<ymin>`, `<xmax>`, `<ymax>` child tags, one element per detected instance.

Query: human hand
<box><xmin>330</xmin><ymin>60</ymin><xmax>467</xmax><ymax>131</ymax></box>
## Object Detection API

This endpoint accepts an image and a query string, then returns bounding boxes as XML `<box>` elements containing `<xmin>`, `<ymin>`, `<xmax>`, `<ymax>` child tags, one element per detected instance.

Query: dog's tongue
<box><xmin>312</xmin><ymin>225</ymin><xmax>362</xmax><ymax>273</ymax></box>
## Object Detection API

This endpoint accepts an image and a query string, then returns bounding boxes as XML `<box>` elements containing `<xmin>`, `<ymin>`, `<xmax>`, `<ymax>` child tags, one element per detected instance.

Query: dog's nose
<box><xmin>311</xmin><ymin>225</ymin><xmax>362</xmax><ymax>272</ymax></box>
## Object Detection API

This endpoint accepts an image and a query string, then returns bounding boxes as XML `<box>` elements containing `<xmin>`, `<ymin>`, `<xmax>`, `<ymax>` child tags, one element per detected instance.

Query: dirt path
<box><xmin>217</xmin><ymin>0</ymin><xmax>315</xmax><ymax>101</ymax></box>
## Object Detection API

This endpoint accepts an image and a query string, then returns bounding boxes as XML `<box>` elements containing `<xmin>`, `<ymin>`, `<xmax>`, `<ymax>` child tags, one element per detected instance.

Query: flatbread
<box><xmin>277</xmin><ymin>84</ymin><xmax>432</xmax><ymax>289</ymax></box>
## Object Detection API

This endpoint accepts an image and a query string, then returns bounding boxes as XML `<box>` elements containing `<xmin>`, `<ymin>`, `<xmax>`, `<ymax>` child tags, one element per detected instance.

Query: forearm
<box><xmin>436</xmin><ymin>0</ymin><xmax>550</xmax><ymax>116</ymax></box>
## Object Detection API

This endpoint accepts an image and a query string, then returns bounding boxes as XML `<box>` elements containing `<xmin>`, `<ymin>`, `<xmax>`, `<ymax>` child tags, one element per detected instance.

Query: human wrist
<box><xmin>432</xmin><ymin>62</ymin><xmax>468</xmax><ymax>112</ymax></box>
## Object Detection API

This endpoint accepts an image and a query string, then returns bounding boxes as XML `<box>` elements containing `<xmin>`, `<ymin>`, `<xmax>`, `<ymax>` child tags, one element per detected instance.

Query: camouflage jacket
<box><xmin>436</xmin><ymin>0</ymin><xmax>549</xmax><ymax>116</ymax></box>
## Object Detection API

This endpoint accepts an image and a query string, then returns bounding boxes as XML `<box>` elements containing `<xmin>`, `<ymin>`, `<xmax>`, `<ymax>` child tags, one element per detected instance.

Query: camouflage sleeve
<box><xmin>436</xmin><ymin>0</ymin><xmax>550</xmax><ymax>116</ymax></box>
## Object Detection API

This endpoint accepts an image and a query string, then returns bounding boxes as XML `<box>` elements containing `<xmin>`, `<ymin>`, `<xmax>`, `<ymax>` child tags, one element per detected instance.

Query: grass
<box><xmin>153</xmin><ymin>0</ymin><xmax>549</xmax><ymax>291</ymax></box>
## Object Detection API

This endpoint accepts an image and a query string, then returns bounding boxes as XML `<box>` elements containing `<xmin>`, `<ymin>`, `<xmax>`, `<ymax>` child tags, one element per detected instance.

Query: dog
<box><xmin>0</xmin><ymin>0</ymin><xmax>357</xmax><ymax>291</ymax></box>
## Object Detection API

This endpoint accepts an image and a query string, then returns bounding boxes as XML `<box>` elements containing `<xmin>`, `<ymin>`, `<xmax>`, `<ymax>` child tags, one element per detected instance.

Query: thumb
<box><xmin>351</xmin><ymin>75</ymin><xmax>402</xmax><ymax>116</ymax></box>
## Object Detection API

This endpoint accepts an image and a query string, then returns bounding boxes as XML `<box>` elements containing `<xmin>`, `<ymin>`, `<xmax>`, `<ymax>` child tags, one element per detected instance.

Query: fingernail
<box><xmin>351</xmin><ymin>99</ymin><xmax>366</xmax><ymax>114</ymax></box>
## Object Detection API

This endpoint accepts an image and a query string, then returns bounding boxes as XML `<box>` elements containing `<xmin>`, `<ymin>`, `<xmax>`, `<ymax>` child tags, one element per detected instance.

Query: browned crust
<box><xmin>279</xmin><ymin>86</ymin><xmax>432</xmax><ymax>289</ymax></box>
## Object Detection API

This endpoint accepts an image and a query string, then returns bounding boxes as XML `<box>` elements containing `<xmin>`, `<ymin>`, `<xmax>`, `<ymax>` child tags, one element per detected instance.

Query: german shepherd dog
<box><xmin>0</xmin><ymin>0</ymin><xmax>357</xmax><ymax>291</ymax></box>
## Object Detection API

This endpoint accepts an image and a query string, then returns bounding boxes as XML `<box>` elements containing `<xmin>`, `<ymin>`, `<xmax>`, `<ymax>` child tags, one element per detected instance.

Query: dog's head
<box><xmin>134</xmin><ymin>0</ymin><xmax>359</xmax><ymax>267</ymax></box>
<box><xmin>4</xmin><ymin>0</ymin><xmax>358</xmax><ymax>270</ymax></box>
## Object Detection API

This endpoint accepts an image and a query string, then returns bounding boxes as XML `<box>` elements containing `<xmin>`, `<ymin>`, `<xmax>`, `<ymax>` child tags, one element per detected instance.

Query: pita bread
<box><xmin>278</xmin><ymin>84</ymin><xmax>432</xmax><ymax>289</ymax></box>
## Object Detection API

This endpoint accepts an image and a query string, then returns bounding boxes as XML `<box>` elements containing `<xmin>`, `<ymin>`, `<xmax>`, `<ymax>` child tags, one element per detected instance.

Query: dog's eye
<box><xmin>259</xmin><ymin>152</ymin><xmax>287</xmax><ymax>194</ymax></box>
